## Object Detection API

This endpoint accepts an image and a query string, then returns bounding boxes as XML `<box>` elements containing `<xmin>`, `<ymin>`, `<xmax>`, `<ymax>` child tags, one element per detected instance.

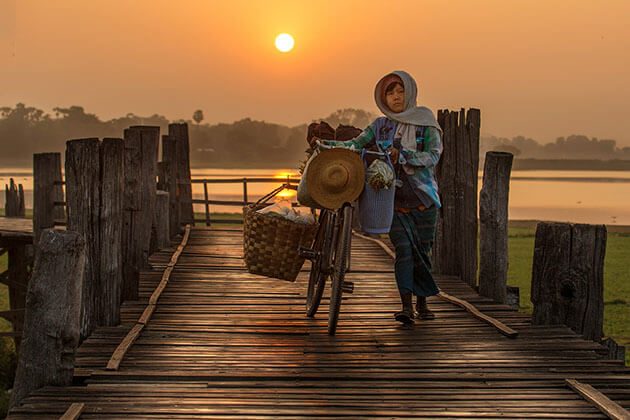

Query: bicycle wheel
<box><xmin>306</xmin><ymin>210</ymin><xmax>332</xmax><ymax>317</ymax></box>
<box><xmin>328</xmin><ymin>204</ymin><xmax>353</xmax><ymax>335</ymax></box>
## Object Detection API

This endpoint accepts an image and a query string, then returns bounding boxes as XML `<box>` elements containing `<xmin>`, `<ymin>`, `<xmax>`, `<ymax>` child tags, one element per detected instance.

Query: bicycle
<box><xmin>299</xmin><ymin>141</ymin><xmax>390</xmax><ymax>335</ymax></box>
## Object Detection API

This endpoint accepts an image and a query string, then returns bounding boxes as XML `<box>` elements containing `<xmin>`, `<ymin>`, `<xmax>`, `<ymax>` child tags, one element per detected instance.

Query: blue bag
<box><xmin>358</xmin><ymin>149</ymin><xmax>396</xmax><ymax>234</ymax></box>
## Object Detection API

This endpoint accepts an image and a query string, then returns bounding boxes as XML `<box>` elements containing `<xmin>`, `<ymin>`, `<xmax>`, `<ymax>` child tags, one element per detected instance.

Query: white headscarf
<box><xmin>373</xmin><ymin>71</ymin><xmax>441</xmax><ymax>161</ymax></box>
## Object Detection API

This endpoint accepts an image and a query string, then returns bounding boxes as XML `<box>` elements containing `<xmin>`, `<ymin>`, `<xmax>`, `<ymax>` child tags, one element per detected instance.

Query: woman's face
<box><xmin>385</xmin><ymin>83</ymin><xmax>405</xmax><ymax>113</ymax></box>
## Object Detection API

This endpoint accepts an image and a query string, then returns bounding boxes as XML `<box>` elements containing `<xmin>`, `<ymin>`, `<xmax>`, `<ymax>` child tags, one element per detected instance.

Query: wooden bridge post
<box><xmin>122</xmin><ymin>126</ymin><xmax>159</xmax><ymax>301</ymax></box>
<box><xmin>99</xmin><ymin>139</ymin><xmax>124</xmax><ymax>326</ymax></box>
<box><xmin>5</xmin><ymin>178</ymin><xmax>25</xmax><ymax>217</ymax></box>
<box><xmin>2</xmin><ymin>179</ymin><xmax>31</xmax><ymax>350</ymax></box>
<box><xmin>203</xmin><ymin>181</ymin><xmax>210</xmax><ymax>226</ymax></box>
<box><xmin>434</xmin><ymin>108</ymin><xmax>481</xmax><ymax>287</ymax></box>
<box><xmin>531</xmin><ymin>222</ymin><xmax>606</xmax><ymax>341</ymax></box>
<box><xmin>162</xmin><ymin>134</ymin><xmax>181</xmax><ymax>238</ymax></box>
<box><xmin>33</xmin><ymin>152</ymin><xmax>63</xmax><ymax>246</ymax></box>
<box><xmin>65</xmin><ymin>138</ymin><xmax>101</xmax><ymax>339</ymax></box>
<box><xmin>478</xmin><ymin>151</ymin><xmax>514</xmax><ymax>303</ymax></box>
<box><xmin>66</xmin><ymin>138</ymin><xmax>124</xmax><ymax>338</ymax></box>
<box><xmin>243</xmin><ymin>178</ymin><xmax>248</xmax><ymax>205</ymax></box>
<box><xmin>157</xmin><ymin>161</ymin><xmax>167</xmax><ymax>191</ymax></box>
<box><xmin>169</xmin><ymin>123</ymin><xmax>193</xmax><ymax>225</ymax></box>
<box><xmin>9</xmin><ymin>229</ymin><xmax>85</xmax><ymax>409</ymax></box>
<box><xmin>154</xmin><ymin>191</ymin><xmax>170</xmax><ymax>249</ymax></box>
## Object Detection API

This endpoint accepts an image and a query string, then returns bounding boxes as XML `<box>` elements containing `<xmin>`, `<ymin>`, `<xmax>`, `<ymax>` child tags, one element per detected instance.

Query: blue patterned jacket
<box><xmin>325</xmin><ymin>116</ymin><xmax>443</xmax><ymax>208</ymax></box>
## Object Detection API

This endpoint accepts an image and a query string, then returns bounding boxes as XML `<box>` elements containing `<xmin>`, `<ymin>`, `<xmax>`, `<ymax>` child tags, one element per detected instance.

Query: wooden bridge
<box><xmin>7</xmin><ymin>225</ymin><xmax>630</xmax><ymax>419</ymax></box>
<box><xmin>3</xmin><ymin>115</ymin><xmax>629</xmax><ymax>419</ymax></box>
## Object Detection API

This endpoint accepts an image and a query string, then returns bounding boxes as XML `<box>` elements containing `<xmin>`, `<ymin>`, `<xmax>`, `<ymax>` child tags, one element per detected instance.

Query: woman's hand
<box><xmin>389</xmin><ymin>147</ymin><xmax>400</xmax><ymax>164</ymax></box>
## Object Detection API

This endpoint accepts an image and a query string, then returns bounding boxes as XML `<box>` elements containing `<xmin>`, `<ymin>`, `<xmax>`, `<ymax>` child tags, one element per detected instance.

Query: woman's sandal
<box><xmin>416</xmin><ymin>296</ymin><xmax>436</xmax><ymax>320</ymax></box>
<box><xmin>415</xmin><ymin>307</ymin><xmax>435</xmax><ymax>320</ymax></box>
<box><xmin>394</xmin><ymin>310</ymin><xmax>415</xmax><ymax>325</ymax></box>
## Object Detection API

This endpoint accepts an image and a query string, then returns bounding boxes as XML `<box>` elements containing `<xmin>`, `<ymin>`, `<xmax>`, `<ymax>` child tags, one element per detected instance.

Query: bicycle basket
<box><xmin>243</xmin><ymin>185</ymin><xmax>318</xmax><ymax>282</ymax></box>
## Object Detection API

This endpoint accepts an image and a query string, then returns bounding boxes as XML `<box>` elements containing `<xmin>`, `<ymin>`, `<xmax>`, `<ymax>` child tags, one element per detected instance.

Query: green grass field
<box><xmin>0</xmin><ymin>215</ymin><xmax>628</xmax><ymax>416</ymax></box>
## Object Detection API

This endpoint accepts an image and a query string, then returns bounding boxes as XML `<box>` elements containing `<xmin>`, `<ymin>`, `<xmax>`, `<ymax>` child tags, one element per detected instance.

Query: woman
<box><xmin>310</xmin><ymin>70</ymin><xmax>443</xmax><ymax>325</ymax></box>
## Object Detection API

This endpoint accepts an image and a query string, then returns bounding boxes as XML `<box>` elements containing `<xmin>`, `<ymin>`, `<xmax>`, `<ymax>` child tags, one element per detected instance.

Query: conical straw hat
<box><xmin>305</xmin><ymin>148</ymin><xmax>365</xmax><ymax>210</ymax></box>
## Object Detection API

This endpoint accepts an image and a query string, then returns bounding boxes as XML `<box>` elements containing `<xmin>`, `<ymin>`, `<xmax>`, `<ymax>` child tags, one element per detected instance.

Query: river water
<box><xmin>2</xmin><ymin>168</ymin><xmax>629</xmax><ymax>225</ymax></box>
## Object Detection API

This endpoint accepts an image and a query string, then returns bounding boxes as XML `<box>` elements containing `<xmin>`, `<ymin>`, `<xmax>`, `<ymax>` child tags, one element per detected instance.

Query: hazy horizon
<box><xmin>1</xmin><ymin>0</ymin><xmax>629</xmax><ymax>146</ymax></box>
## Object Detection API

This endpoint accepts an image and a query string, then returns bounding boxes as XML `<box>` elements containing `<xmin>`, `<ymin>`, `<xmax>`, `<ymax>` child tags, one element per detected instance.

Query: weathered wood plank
<box><xmin>436</xmin><ymin>291</ymin><xmax>518</xmax><ymax>338</ymax></box>
<box><xmin>566</xmin><ymin>379</ymin><xmax>630</xmax><ymax>420</ymax></box>
<box><xmin>58</xmin><ymin>402</ymin><xmax>85</xmax><ymax>420</ymax></box>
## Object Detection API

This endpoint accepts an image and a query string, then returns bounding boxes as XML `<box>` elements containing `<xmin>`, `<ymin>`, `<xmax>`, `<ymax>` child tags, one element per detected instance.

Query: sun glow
<box><xmin>276</xmin><ymin>188</ymin><xmax>297</xmax><ymax>199</ymax></box>
<box><xmin>275</xmin><ymin>33</ymin><xmax>295</xmax><ymax>52</ymax></box>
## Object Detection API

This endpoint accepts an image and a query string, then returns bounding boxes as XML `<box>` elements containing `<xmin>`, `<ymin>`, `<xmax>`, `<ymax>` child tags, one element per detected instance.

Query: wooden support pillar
<box><xmin>157</xmin><ymin>161</ymin><xmax>168</xmax><ymax>191</ymax></box>
<box><xmin>9</xmin><ymin>229</ymin><xmax>85</xmax><ymax>409</ymax></box>
<box><xmin>169</xmin><ymin>123</ymin><xmax>193</xmax><ymax>225</ymax></box>
<box><xmin>203</xmin><ymin>181</ymin><xmax>210</xmax><ymax>226</ymax></box>
<box><xmin>66</xmin><ymin>138</ymin><xmax>124</xmax><ymax>338</ymax></box>
<box><xmin>18</xmin><ymin>183</ymin><xmax>25</xmax><ymax>217</ymax></box>
<box><xmin>33</xmin><ymin>153</ymin><xmax>62</xmax><ymax>246</ymax></box>
<box><xmin>162</xmin><ymin>134</ymin><xmax>181</xmax><ymax>239</ymax></box>
<box><xmin>4</xmin><ymin>180</ymin><xmax>32</xmax><ymax>350</ymax></box>
<box><xmin>531</xmin><ymin>222</ymin><xmax>606</xmax><ymax>341</ymax></box>
<box><xmin>5</xmin><ymin>178</ymin><xmax>25</xmax><ymax>217</ymax></box>
<box><xmin>122</xmin><ymin>126</ymin><xmax>159</xmax><ymax>301</ymax></box>
<box><xmin>601</xmin><ymin>337</ymin><xmax>626</xmax><ymax>362</ymax></box>
<box><xmin>6</xmin><ymin>244</ymin><xmax>31</xmax><ymax>351</ymax></box>
<box><xmin>99</xmin><ymin>139</ymin><xmax>124</xmax><ymax>326</ymax></box>
<box><xmin>478</xmin><ymin>151</ymin><xmax>514</xmax><ymax>303</ymax></box>
<box><xmin>154</xmin><ymin>191</ymin><xmax>170</xmax><ymax>250</ymax></box>
<box><xmin>65</xmin><ymin>138</ymin><xmax>101</xmax><ymax>339</ymax></box>
<box><xmin>434</xmin><ymin>108</ymin><xmax>481</xmax><ymax>287</ymax></box>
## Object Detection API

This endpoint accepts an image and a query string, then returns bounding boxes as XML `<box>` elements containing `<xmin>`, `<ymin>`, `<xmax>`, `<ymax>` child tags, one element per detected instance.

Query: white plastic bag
<box><xmin>257</xmin><ymin>199</ymin><xmax>315</xmax><ymax>225</ymax></box>
<box><xmin>366</xmin><ymin>159</ymin><xmax>394</xmax><ymax>190</ymax></box>
<box><xmin>257</xmin><ymin>199</ymin><xmax>292</xmax><ymax>216</ymax></box>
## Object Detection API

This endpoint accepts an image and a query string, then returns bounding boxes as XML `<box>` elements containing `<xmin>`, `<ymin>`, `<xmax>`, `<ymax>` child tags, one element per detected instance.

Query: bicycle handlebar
<box><xmin>314</xmin><ymin>139</ymin><xmax>390</xmax><ymax>156</ymax></box>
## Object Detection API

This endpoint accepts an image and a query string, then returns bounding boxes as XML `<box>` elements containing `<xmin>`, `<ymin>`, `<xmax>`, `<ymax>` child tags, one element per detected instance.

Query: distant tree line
<box><xmin>0</xmin><ymin>104</ymin><xmax>378</xmax><ymax>168</ymax></box>
<box><xmin>1</xmin><ymin>103</ymin><xmax>629</xmax><ymax>168</ymax></box>
<box><xmin>481</xmin><ymin>134</ymin><xmax>630</xmax><ymax>160</ymax></box>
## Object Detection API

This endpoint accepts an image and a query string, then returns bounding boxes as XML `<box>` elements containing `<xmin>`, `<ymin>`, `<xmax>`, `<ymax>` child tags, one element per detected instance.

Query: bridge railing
<box><xmin>188</xmin><ymin>176</ymin><xmax>301</xmax><ymax>226</ymax></box>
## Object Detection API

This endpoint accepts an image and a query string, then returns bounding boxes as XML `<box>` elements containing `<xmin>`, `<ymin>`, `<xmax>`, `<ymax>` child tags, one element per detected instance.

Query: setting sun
<box><xmin>274</xmin><ymin>33</ymin><xmax>294</xmax><ymax>53</ymax></box>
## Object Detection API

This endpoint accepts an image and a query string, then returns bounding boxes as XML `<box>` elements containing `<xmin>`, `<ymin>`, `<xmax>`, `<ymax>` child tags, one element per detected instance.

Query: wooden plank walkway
<box><xmin>0</xmin><ymin>217</ymin><xmax>33</xmax><ymax>244</ymax></box>
<box><xmin>8</xmin><ymin>226</ymin><xmax>630</xmax><ymax>419</ymax></box>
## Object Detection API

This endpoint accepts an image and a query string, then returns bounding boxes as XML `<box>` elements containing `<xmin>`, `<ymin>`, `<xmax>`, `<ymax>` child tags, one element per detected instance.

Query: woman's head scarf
<box><xmin>374</xmin><ymin>70</ymin><xmax>441</xmax><ymax>174</ymax></box>
<box><xmin>374</xmin><ymin>70</ymin><xmax>440</xmax><ymax>131</ymax></box>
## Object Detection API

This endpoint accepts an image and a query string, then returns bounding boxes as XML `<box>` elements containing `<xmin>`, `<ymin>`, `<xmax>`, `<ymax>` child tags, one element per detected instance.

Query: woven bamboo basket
<box><xmin>243</xmin><ymin>185</ymin><xmax>318</xmax><ymax>282</ymax></box>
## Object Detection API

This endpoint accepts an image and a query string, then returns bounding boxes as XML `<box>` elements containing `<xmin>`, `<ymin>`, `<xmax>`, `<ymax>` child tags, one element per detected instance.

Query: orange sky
<box><xmin>1</xmin><ymin>0</ymin><xmax>629</xmax><ymax>145</ymax></box>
